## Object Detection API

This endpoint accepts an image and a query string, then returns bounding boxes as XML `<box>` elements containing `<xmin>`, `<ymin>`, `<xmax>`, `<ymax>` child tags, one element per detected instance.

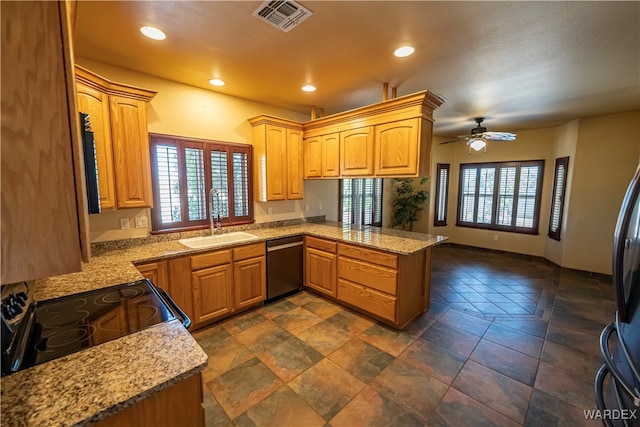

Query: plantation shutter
<box><xmin>210</xmin><ymin>150</ymin><xmax>230</xmax><ymax>219</ymax></box>
<box><xmin>549</xmin><ymin>157</ymin><xmax>569</xmax><ymax>240</ymax></box>
<box><xmin>154</xmin><ymin>143</ymin><xmax>181</xmax><ymax>224</ymax></box>
<box><xmin>185</xmin><ymin>147</ymin><xmax>206</xmax><ymax>221</ymax></box>
<box><xmin>339</xmin><ymin>178</ymin><xmax>383</xmax><ymax>226</ymax></box>
<box><xmin>434</xmin><ymin>164</ymin><xmax>450</xmax><ymax>226</ymax></box>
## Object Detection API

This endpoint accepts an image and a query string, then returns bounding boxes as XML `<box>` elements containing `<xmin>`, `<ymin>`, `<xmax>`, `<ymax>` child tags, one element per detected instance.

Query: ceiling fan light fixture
<box><xmin>394</xmin><ymin>46</ymin><xmax>415</xmax><ymax>58</ymax></box>
<box><xmin>140</xmin><ymin>26</ymin><xmax>166</xmax><ymax>41</ymax></box>
<box><xmin>469</xmin><ymin>138</ymin><xmax>486</xmax><ymax>151</ymax></box>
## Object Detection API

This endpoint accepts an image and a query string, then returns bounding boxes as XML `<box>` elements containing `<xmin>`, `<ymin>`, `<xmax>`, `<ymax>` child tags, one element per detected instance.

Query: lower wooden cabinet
<box><xmin>136</xmin><ymin>261</ymin><xmax>168</xmax><ymax>289</ymax></box>
<box><xmin>95</xmin><ymin>373</ymin><xmax>204</xmax><ymax>427</ymax></box>
<box><xmin>137</xmin><ymin>242</ymin><xmax>267</xmax><ymax>330</ymax></box>
<box><xmin>304</xmin><ymin>236</ymin><xmax>337</xmax><ymax>297</ymax></box>
<box><xmin>192</xmin><ymin>262</ymin><xmax>234</xmax><ymax>324</ymax></box>
<box><xmin>304</xmin><ymin>238</ymin><xmax>430</xmax><ymax>329</ymax></box>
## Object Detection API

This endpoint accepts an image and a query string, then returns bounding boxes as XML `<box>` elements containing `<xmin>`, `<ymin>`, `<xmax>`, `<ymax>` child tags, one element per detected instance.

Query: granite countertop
<box><xmin>0</xmin><ymin>221</ymin><xmax>446</xmax><ymax>426</ymax></box>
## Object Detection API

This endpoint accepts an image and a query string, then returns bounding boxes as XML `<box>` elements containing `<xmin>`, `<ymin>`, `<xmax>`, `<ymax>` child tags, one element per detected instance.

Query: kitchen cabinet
<box><xmin>233</xmin><ymin>243</ymin><xmax>266</xmax><ymax>309</ymax></box>
<box><xmin>75</xmin><ymin>65</ymin><xmax>156</xmax><ymax>209</ymax></box>
<box><xmin>191</xmin><ymin>250</ymin><xmax>234</xmax><ymax>325</ymax></box>
<box><xmin>304</xmin><ymin>236</ymin><xmax>337</xmax><ymax>297</ymax></box>
<box><xmin>374</xmin><ymin>118</ymin><xmax>425</xmax><ymax>176</ymax></box>
<box><xmin>336</xmin><ymin>243</ymin><xmax>428</xmax><ymax>328</ymax></box>
<box><xmin>302</xmin><ymin>90</ymin><xmax>442</xmax><ymax>178</ymax></box>
<box><xmin>248</xmin><ymin>115</ymin><xmax>304</xmax><ymax>201</ymax></box>
<box><xmin>95</xmin><ymin>372</ymin><xmax>204</xmax><ymax>427</ymax></box>
<box><xmin>1</xmin><ymin>0</ymin><xmax>90</xmax><ymax>284</ymax></box>
<box><xmin>303</xmin><ymin>133</ymin><xmax>340</xmax><ymax>178</ymax></box>
<box><xmin>136</xmin><ymin>260</ymin><xmax>168</xmax><ymax>289</ymax></box>
<box><xmin>340</xmin><ymin>127</ymin><xmax>374</xmax><ymax>176</ymax></box>
<box><xmin>190</xmin><ymin>242</ymin><xmax>266</xmax><ymax>328</ymax></box>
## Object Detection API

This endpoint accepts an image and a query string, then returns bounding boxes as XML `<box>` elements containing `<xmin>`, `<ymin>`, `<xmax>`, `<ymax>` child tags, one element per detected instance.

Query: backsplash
<box><xmin>90</xmin><ymin>216</ymin><xmax>326</xmax><ymax>256</ymax></box>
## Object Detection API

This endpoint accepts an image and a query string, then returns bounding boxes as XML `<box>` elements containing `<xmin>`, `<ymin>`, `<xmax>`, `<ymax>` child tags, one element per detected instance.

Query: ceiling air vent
<box><xmin>252</xmin><ymin>0</ymin><xmax>312</xmax><ymax>32</ymax></box>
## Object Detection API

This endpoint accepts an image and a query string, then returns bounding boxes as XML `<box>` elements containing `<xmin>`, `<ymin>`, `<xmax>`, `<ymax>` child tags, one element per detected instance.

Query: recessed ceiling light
<box><xmin>302</xmin><ymin>85</ymin><xmax>316</xmax><ymax>92</ymax></box>
<box><xmin>140</xmin><ymin>26</ymin><xmax>166</xmax><ymax>41</ymax></box>
<box><xmin>394</xmin><ymin>46</ymin><xmax>415</xmax><ymax>58</ymax></box>
<box><xmin>209</xmin><ymin>79</ymin><xmax>226</xmax><ymax>87</ymax></box>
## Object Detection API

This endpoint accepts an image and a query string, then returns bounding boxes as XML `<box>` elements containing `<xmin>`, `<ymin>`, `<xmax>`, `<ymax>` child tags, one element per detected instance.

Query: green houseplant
<box><xmin>391</xmin><ymin>177</ymin><xmax>429</xmax><ymax>231</ymax></box>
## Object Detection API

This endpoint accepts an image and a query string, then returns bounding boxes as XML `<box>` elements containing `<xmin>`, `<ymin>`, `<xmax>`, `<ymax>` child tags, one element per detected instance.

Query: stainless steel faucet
<box><xmin>210</xmin><ymin>188</ymin><xmax>222</xmax><ymax>235</ymax></box>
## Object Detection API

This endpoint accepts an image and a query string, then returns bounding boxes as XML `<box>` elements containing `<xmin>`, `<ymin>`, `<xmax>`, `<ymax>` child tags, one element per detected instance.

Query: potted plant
<box><xmin>391</xmin><ymin>177</ymin><xmax>429</xmax><ymax>231</ymax></box>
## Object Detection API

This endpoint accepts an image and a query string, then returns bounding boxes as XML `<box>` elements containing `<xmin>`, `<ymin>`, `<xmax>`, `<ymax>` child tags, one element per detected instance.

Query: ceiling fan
<box><xmin>440</xmin><ymin>117</ymin><xmax>516</xmax><ymax>153</ymax></box>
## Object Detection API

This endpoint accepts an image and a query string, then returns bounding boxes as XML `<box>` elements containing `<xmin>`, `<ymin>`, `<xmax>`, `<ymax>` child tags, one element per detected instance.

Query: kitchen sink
<box><xmin>178</xmin><ymin>232</ymin><xmax>259</xmax><ymax>249</ymax></box>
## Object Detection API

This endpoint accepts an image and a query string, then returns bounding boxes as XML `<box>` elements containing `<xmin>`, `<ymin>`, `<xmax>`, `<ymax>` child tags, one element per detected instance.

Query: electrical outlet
<box><xmin>135</xmin><ymin>217</ymin><xmax>148</xmax><ymax>228</ymax></box>
<box><xmin>268</xmin><ymin>207</ymin><xmax>273</xmax><ymax>215</ymax></box>
<box><xmin>319</xmin><ymin>203</ymin><xmax>323</xmax><ymax>211</ymax></box>
<box><xmin>120</xmin><ymin>218</ymin><xmax>130</xmax><ymax>229</ymax></box>
<box><xmin>305</xmin><ymin>204</ymin><xmax>309</xmax><ymax>212</ymax></box>
<box><xmin>493</xmin><ymin>234</ymin><xmax>498</xmax><ymax>241</ymax></box>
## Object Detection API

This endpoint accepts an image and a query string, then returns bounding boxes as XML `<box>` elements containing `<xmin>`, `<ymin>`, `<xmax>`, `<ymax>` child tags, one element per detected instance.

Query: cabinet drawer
<box><xmin>191</xmin><ymin>250</ymin><xmax>232</xmax><ymax>270</ymax></box>
<box><xmin>338</xmin><ymin>244</ymin><xmax>398</xmax><ymax>269</ymax></box>
<box><xmin>338</xmin><ymin>279</ymin><xmax>396</xmax><ymax>322</ymax></box>
<box><xmin>305</xmin><ymin>236</ymin><xmax>337</xmax><ymax>253</ymax></box>
<box><xmin>338</xmin><ymin>257</ymin><xmax>397</xmax><ymax>295</ymax></box>
<box><xmin>233</xmin><ymin>242</ymin><xmax>265</xmax><ymax>261</ymax></box>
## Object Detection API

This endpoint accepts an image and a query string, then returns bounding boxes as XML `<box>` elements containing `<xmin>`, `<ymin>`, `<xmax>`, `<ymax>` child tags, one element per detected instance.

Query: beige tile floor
<box><xmin>192</xmin><ymin>245</ymin><xmax>613</xmax><ymax>426</ymax></box>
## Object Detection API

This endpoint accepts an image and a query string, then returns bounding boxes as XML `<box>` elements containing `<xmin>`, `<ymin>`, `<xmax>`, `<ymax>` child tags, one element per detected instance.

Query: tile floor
<box><xmin>192</xmin><ymin>245</ymin><xmax>614</xmax><ymax>426</ymax></box>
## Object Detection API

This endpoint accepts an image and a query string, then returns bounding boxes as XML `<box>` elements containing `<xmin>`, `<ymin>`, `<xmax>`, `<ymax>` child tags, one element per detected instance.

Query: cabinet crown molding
<box><xmin>303</xmin><ymin>90</ymin><xmax>444</xmax><ymax>133</ymax></box>
<box><xmin>247</xmin><ymin>115</ymin><xmax>303</xmax><ymax>130</ymax></box>
<box><xmin>75</xmin><ymin>65</ymin><xmax>157</xmax><ymax>102</ymax></box>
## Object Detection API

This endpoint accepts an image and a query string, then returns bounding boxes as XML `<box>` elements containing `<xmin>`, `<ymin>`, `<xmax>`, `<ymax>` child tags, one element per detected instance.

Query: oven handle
<box><xmin>156</xmin><ymin>287</ymin><xmax>191</xmax><ymax>329</ymax></box>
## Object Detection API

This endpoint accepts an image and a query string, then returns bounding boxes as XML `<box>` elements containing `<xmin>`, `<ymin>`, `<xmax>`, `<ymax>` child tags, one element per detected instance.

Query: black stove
<box><xmin>1</xmin><ymin>279</ymin><xmax>190</xmax><ymax>376</ymax></box>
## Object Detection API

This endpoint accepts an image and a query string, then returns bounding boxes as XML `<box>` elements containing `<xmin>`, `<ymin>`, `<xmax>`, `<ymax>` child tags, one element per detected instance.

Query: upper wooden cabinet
<box><xmin>75</xmin><ymin>65</ymin><xmax>156</xmax><ymax>209</ymax></box>
<box><xmin>340</xmin><ymin>127</ymin><xmax>374</xmax><ymax>176</ymax></box>
<box><xmin>304</xmin><ymin>90</ymin><xmax>443</xmax><ymax>179</ymax></box>
<box><xmin>1</xmin><ymin>1</ymin><xmax>89</xmax><ymax>284</ymax></box>
<box><xmin>303</xmin><ymin>133</ymin><xmax>340</xmax><ymax>178</ymax></box>
<box><xmin>248</xmin><ymin>115</ymin><xmax>304</xmax><ymax>201</ymax></box>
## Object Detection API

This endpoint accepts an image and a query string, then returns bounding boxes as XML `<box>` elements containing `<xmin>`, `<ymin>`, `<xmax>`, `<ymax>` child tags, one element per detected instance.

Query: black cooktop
<box><xmin>20</xmin><ymin>279</ymin><xmax>177</xmax><ymax>371</ymax></box>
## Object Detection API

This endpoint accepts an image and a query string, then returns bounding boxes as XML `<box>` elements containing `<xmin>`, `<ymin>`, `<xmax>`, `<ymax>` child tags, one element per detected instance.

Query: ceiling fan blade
<box><xmin>439</xmin><ymin>137</ymin><xmax>465</xmax><ymax>145</ymax></box>
<box><xmin>483</xmin><ymin>132</ymin><xmax>516</xmax><ymax>141</ymax></box>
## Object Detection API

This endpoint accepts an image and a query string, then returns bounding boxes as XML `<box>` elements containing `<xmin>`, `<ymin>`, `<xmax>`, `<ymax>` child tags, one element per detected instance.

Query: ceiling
<box><xmin>74</xmin><ymin>1</ymin><xmax>640</xmax><ymax>138</ymax></box>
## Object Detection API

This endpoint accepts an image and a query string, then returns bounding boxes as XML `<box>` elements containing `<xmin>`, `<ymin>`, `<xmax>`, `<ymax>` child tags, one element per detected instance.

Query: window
<box><xmin>434</xmin><ymin>163</ymin><xmax>450</xmax><ymax>226</ymax></box>
<box><xmin>548</xmin><ymin>156</ymin><xmax>569</xmax><ymax>241</ymax></box>
<box><xmin>339</xmin><ymin>178</ymin><xmax>383</xmax><ymax>226</ymax></box>
<box><xmin>149</xmin><ymin>134</ymin><xmax>253</xmax><ymax>232</ymax></box>
<box><xmin>457</xmin><ymin>160</ymin><xmax>544</xmax><ymax>234</ymax></box>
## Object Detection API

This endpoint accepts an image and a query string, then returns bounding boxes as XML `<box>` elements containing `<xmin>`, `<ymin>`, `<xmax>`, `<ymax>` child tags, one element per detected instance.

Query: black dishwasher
<box><xmin>266</xmin><ymin>235</ymin><xmax>303</xmax><ymax>302</ymax></box>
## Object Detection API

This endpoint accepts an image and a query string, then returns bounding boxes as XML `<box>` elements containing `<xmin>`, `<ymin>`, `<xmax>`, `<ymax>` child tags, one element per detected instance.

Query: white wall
<box><xmin>78</xmin><ymin>59</ymin><xmax>338</xmax><ymax>242</ymax></box>
<box><xmin>561</xmin><ymin>111</ymin><xmax>640</xmax><ymax>273</ymax></box>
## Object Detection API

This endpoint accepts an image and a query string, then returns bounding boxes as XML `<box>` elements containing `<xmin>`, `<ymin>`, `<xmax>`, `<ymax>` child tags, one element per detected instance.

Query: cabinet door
<box><xmin>234</xmin><ymin>256</ymin><xmax>266</xmax><ymax>310</ymax></box>
<box><xmin>167</xmin><ymin>257</ymin><xmax>194</xmax><ymax>323</ymax></box>
<box><xmin>1</xmin><ymin>0</ymin><xmax>83</xmax><ymax>284</ymax></box>
<box><xmin>321</xmin><ymin>133</ymin><xmax>340</xmax><ymax>177</ymax></box>
<box><xmin>287</xmin><ymin>128</ymin><xmax>304</xmax><ymax>199</ymax></box>
<box><xmin>76</xmin><ymin>82</ymin><xmax>117</xmax><ymax>210</ymax></box>
<box><xmin>304</xmin><ymin>136</ymin><xmax>322</xmax><ymax>178</ymax></box>
<box><xmin>136</xmin><ymin>261</ymin><xmax>168</xmax><ymax>289</ymax></box>
<box><xmin>109</xmin><ymin>96</ymin><xmax>154</xmax><ymax>208</ymax></box>
<box><xmin>374</xmin><ymin>118</ymin><xmax>419</xmax><ymax>176</ymax></box>
<box><xmin>192</xmin><ymin>264</ymin><xmax>233</xmax><ymax>324</ymax></box>
<box><xmin>305</xmin><ymin>247</ymin><xmax>337</xmax><ymax>297</ymax></box>
<box><xmin>265</xmin><ymin>124</ymin><xmax>287</xmax><ymax>200</ymax></box>
<box><xmin>340</xmin><ymin>127</ymin><xmax>374</xmax><ymax>176</ymax></box>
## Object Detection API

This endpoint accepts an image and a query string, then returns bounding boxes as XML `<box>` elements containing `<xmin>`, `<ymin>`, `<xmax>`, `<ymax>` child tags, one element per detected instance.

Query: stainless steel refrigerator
<box><xmin>595</xmin><ymin>165</ymin><xmax>640</xmax><ymax>426</ymax></box>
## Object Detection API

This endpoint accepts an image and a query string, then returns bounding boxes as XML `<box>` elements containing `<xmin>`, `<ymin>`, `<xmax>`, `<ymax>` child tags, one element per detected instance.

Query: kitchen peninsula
<box><xmin>0</xmin><ymin>221</ymin><xmax>445</xmax><ymax>426</ymax></box>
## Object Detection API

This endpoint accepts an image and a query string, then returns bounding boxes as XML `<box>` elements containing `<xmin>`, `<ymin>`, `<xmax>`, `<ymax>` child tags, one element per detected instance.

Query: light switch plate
<box><xmin>120</xmin><ymin>218</ymin><xmax>130</xmax><ymax>229</ymax></box>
